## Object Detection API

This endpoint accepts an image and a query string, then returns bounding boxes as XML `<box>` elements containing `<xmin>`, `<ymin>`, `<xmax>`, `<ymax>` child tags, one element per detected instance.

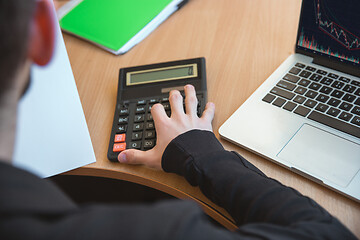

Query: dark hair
<box><xmin>0</xmin><ymin>0</ymin><xmax>36</xmax><ymax>95</ymax></box>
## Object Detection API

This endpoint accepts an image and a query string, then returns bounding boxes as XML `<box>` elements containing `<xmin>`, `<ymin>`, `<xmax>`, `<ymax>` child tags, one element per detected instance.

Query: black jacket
<box><xmin>0</xmin><ymin>130</ymin><xmax>356</xmax><ymax>239</ymax></box>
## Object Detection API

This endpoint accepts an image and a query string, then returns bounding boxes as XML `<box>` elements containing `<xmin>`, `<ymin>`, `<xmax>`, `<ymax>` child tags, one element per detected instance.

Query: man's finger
<box><xmin>201</xmin><ymin>102</ymin><xmax>215</xmax><ymax>122</ymax></box>
<box><xmin>184</xmin><ymin>85</ymin><xmax>198</xmax><ymax>116</ymax></box>
<box><xmin>151</xmin><ymin>103</ymin><xmax>168</xmax><ymax>124</ymax></box>
<box><xmin>169</xmin><ymin>90</ymin><xmax>184</xmax><ymax>117</ymax></box>
<box><xmin>118</xmin><ymin>148</ymin><xmax>161</xmax><ymax>170</ymax></box>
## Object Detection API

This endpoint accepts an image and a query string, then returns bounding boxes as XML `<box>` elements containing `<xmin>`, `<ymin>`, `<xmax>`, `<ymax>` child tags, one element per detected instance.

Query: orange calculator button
<box><xmin>114</xmin><ymin>134</ymin><xmax>126</xmax><ymax>143</ymax></box>
<box><xmin>113</xmin><ymin>143</ymin><xmax>126</xmax><ymax>152</ymax></box>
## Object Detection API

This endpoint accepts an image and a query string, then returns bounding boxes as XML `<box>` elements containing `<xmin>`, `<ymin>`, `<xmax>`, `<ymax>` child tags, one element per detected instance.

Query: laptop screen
<box><xmin>296</xmin><ymin>0</ymin><xmax>360</xmax><ymax>67</ymax></box>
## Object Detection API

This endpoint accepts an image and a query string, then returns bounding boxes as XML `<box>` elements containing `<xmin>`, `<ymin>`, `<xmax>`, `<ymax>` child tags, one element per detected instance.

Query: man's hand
<box><xmin>117</xmin><ymin>85</ymin><xmax>215</xmax><ymax>170</ymax></box>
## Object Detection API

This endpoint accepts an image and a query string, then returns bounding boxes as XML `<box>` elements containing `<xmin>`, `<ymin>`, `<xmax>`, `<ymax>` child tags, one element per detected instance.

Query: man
<box><xmin>0</xmin><ymin>0</ymin><xmax>357</xmax><ymax>239</ymax></box>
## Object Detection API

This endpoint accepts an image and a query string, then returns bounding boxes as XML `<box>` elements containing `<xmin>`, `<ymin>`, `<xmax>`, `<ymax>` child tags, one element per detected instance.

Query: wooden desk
<box><xmin>56</xmin><ymin>0</ymin><xmax>360</xmax><ymax>237</ymax></box>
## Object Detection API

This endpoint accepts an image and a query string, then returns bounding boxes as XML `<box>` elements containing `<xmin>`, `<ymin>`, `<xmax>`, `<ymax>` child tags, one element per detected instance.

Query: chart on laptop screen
<box><xmin>297</xmin><ymin>0</ymin><xmax>360</xmax><ymax>65</ymax></box>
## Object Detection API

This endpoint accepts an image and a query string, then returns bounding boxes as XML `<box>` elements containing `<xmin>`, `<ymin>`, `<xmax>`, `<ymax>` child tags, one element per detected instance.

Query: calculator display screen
<box><xmin>126</xmin><ymin>64</ymin><xmax>198</xmax><ymax>86</ymax></box>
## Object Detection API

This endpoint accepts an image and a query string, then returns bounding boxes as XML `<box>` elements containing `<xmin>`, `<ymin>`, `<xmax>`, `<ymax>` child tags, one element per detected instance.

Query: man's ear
<box><xmin>28</xmin><ymin>0</ymin><xmax>55</xmax><ymax>66</ymax></box>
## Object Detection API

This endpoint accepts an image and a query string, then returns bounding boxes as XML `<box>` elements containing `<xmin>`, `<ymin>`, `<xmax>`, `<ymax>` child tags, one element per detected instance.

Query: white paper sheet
<box><xmin>13</xmin><ymin>3</ymin><xmax>96</xmax><ymax>178</ymax></box>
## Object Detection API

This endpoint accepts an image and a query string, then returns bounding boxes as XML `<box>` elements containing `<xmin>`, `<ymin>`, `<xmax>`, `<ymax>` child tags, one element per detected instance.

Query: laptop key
<box><xmin>309</xmin><ymin>82</ymin><xmax>321</xmax><ymax>90</ymax></box>
<box><xmin>354</xmin><ymin>88</ymin><xmax>360</xmax><ymax>96</ymax></box>
<box><xmin>352</xmin><ymin>116</ymin><xmax>360</xmax><ymax>126</ymax></box>
<box><xmin>316</xmin><ymin>94</ymin><xmax>329</xmax><ymax>103</ymax></box>
<box><xmin>289</xmin><ymin>67</ymin><xmax>302</xmax><ymax>75</ymax></box>
<box><xmin>315</xmin><ymin>103</ymin><xmax>329</xmax><ymax>112</ymax></box>
<box><xmin>316</xmin><ymin>69</ymin><xmax>327</xmax><ymax>75</ymax></box>
<box><xmin>294</xmin><ymin>86</ymin><xmax>307</xmax><ymax>95</ymax></box>
<box><xmin>306</xmin><ymin>66</ymin><xmax>316</xmax><ymax>72</ymax></box>
<box><xmin>339</xmin><ymin>77</ymin><xmax>351</xmax><ymax>83</ymax></box>
<box><xmin>308</xmin><ymin>111</ymin><xmax>360</xmax><ymax>138</ymax></box>
<box><xmin>272</xmin><ymin>98</ymin><xmax>286</xmax><ymax>107</ymax></box>
<box><xmin>339</xmin><ymin>102</ymin><xmax>353</xmax><ymax>111</ymax></box>
<box><xmin>294</xmin><ymin>106</ymin><xmax>311</xmax><ymax>117</ymax></box>
<box><xmin>352</xmin><ymin>106</ymin><xmax>360</xmax><ymax>116</ymax></box>
<box><xmin>294</xmin><ymin>95</ymin><xmax>306</xmax><ymax>104</ymax></box>
<box><xmin>304</xmin><ymin>99</ymin><xmax>317</xmax><ymax>108</ymax></box>
<box><xmin>262</xmin><ymin>94</ymin><xmax>276</xmax><ymax>103</ymax></box>
<box><xmin>270</xmin><ymin>87</ymin><xmax>295</xmax><ymax>100</ymax></box>
<box><xmin>299</xmin><ymin>79</ymin><xmax>310</xmax><ymax>87</ymax></box>
<box><xmin>276</xmin><ymin>80</ymin><xmax>296</xmax><ymax>91</ymax></box>
<box><xmin>343</xmin><ymin>85</ymin><xmax>356</xmax><ymax>93</ymax></box>
<box><xmin>309</xmin><ymin>73</ymin><xmax>322</xmax><ymax>82</ymax></box>
<box><xmin>342</xmin><ymin>94</ymin><xmax>356</xmax><ymax>103</ymax></box>
<box><xmin>355</xmin><ymin>98</ymin><xmax>360</xmax><ymax>106</ymax></box>
<box><xmin>305</xmin><ymin>90</ymin><xmax>318</xmax><ymax>99</ymax></box>
<box><xmin>339</xmin><ymin>112</ymin><xmax>353</xmax><ymax>122</ymax></box>
<box><xmin>319</xmin><ymin>86</ymin><xmax>332</xmax><ymax>94</ymax></box>
<box><xmin>283</xmin><ymin>102</ymin><xmax>297</xmax><ymax>111</ymax></box>
<box><xmin>299</xmin><ymin>70</ymin><xmax>312</xmax><ymax>78</ymax></box>
<box><xmin>295</xmin><ymin>63</ymin><xmax>305</xmax><ymax>68</ymax></box>
<box><xmin>331</xmin><ymin>81</ymin><xmax>345</xmax><ymax>89</ymax></box>
<box><xmin>331</xmin><ymin>90</ymin><xmax>344</xmax><ymax>99</ymax></box>
<box><xmin>328</xmin><ymin>98</ymin><xmax>341</xmax><ymax>107</ymax></box>
<box><xmin>351</xmin><ymin>80</ymin><xmax>360</xmax><ymax>87</ymax></box>
<box><xmin>328</xmin><ymin>73</ymin><xmax>339</xmax><ymax>79</ymax></box>
<box><xmin>327</xmin><ymin>108</ymin><xmax>340</xmax><ymax>117</ymax></box>
<box><xmin>283</xmin><ymin>74</ymin><xmax>300</xmax><ymax>83</ymax></box>
<box><xmin>320</xmin><ymin>77</ymin><xmax>333</xmax><ymax>85</ymax></box>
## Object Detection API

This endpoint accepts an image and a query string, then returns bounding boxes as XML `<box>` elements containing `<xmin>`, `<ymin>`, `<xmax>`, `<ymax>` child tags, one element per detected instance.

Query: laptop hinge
<box><xmin>312</xmin><ymin>57</ymin><xmax>360</xmax><ymax>78</ymax></box>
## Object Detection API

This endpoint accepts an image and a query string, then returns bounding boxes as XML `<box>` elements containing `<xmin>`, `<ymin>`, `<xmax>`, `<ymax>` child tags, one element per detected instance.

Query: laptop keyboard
<box><xmin>262</xmin><ymin>63</ymin><xmax>360</xmax><ymax>139</ymax></box>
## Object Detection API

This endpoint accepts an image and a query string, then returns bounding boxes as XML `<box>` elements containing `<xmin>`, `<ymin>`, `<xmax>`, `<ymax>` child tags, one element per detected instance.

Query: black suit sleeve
<box><xmin>0</xmin><ymin>131</ymin><xmax>357</xmax><ymax>240</ymax></box>
<box><xmin>161</xmin><ymin>130</ymin><xmax>357</xmax><ymax>240</ymax></box>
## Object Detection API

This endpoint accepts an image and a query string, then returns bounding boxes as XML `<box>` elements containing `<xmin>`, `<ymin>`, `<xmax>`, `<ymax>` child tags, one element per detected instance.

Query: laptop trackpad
<box><xmin>278</xmin><ymin>124</ymin><xmax>360</xmax><ymax>187</ymax></box>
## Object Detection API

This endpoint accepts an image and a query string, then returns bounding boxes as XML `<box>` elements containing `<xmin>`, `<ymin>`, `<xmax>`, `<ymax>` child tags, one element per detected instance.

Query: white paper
<box><xmin>13</xmin><ymin>3</ymin><xmax>96</xmax><ymax>178</ymax></box>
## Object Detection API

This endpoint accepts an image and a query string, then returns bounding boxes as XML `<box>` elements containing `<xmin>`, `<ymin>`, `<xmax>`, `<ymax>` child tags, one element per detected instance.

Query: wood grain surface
<box><xmin>55</xmin><ymin>0</ymin><xmax>360</xmax><ymax>237</ymax></box>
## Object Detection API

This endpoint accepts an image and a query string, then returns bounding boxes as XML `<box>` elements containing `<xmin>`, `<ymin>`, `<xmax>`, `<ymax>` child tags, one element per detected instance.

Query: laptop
<box><xmin>219</xmin><ymin>0</ymin><xmax>360</xmax><ymax>202</ymax></box>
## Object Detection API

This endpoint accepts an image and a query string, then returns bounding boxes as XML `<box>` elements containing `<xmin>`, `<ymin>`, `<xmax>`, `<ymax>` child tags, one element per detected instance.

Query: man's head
<box><xmin>0</xmin><ymin>0</ymin><xmax>55</xmax><ymax>97</ymax></box>
<box><xmin>0</xmin><ymin>0</ymin><xmax>56</xmax><ymax>162</ymax></box>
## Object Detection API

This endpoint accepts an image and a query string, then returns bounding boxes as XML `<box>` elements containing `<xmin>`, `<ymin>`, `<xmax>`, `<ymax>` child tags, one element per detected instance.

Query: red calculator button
<box><xmin>114</xmin><ymin>134</ymin><xmax>126</xmax><ymax>143</ymax></box>
<box><xmin>113</xmin><ymin>143</ymin><xmax>126</xmax><ymax>152</ymax></box>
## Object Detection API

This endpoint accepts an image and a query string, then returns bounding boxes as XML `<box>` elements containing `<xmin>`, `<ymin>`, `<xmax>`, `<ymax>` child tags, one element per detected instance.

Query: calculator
<box><xmin>107</xmin><ymin>58</ymin><xmax>207</xmax><ymax>162</ymax></box>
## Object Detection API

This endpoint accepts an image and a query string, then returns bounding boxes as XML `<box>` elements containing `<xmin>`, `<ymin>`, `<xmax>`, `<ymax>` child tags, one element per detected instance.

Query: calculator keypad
<box><xmin>111</xmin><ymin>94</ymin><xmax>205</xmax><ymax>155</ymax></box>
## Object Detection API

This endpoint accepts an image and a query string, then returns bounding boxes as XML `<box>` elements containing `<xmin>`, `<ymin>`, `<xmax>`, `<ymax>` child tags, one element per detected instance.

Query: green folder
<box><xmin>59</xmin><ymin>0</ymin><xmax>185</xmax><ymax>55</ymax></box>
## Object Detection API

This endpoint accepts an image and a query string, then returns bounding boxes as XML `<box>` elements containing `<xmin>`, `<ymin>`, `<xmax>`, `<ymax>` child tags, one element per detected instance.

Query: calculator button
<box><xmin>137</xmin><ymin>99</ymin><xmax>146</xmax><ymax>105</ymax></box>
<box><xmin>149</xmin><ymin>98</ymin><xmax>159</xmax><ymax>104</ymax></box>
<box><xmin>114</xmin><ymin>134</ymin><xmax>126</xmax><ymax>143</ymax></box>
<box><xmin>131</xmin><ymin>132</ymin><xmax>143</xmax><ymax>141</ymax></box>
<box><xmin>116</xmin><ymin>125</ymin><xmax>127</xmax><ymax>133</ymax></box>
<box><xmin>134</xmin><ymin>114</ymin><xmax>145</xmax><ymax>122</ymax></box>
<box><xmin>147</xmin><ymin>113</ymin><xmax>153</xmax><ymax>121</ymax></box>
<box><xmin>130</xmin><ymin>141</ymin><xmax>141</xmax><ymax>149</ymax></box>
<box><xmin>113</xmin><ymin>143</ymin><xmax>126</xmax><ymax>152</ymax></box>
<box><xmin>146</xmin><ymin>122</ymin><xmax>155</xmax><ymax>130</ymax></box>
<box><xmin>162</xmin><ymin>103</ymin><xmax>170</xmax><ymax>110</ymax></box>
<box><xmin>144</xmin><ymin>140</ymin><xmax>155</xmax><ymax>149</ymax></box>
<box><xmin>135</xmin><ymin>106</ymin><xmax>146</xmax><ymax>114</ymax></box>
<box><xmin>119</xmin><ymin>108</ymin><xmax>129</xmax><ymax>116</ymax></box>
<box><xmin>118</xmin><ymin>116</ymin><xmax>128</xmax><ymax>124</ymax></box>
<box><xmin>133</xmin><ymin>123</ymin><xmax>144</xmax><ymax>131</ymax></box>
<box><xmin>145</xmin><ymin>130</ymin><xmax>156</xmax><ymax>139</ymax></box>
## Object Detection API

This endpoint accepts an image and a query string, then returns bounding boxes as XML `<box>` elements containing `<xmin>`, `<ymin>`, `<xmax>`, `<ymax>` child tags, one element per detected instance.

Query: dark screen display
<box><xmin>296</xmin><ymin>0</ymin><xmax>360</xmax><ymax>66</ymax></box>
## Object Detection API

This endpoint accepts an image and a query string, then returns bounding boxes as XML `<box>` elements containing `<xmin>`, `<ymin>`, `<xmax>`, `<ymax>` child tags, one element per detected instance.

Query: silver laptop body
<box><xmin>219</xmin><ymin>0</ymin><xmax>360</xmax><ymax>201</ymax></box>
